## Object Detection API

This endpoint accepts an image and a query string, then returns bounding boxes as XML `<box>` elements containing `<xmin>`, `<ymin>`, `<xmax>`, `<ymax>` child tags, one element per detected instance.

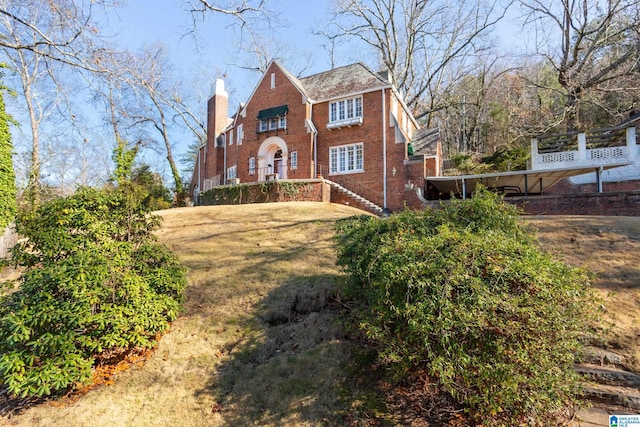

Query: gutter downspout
<box><xmin>197</xmin><ymin>148</ymin><xmax>201</xmax><ymax>202</ymax></box>
<box><xmin>223</xmin><ymin>135</ymin><xmax>227</xmax><ymax>185</ymax></box>
<box><xmin>382</xmin><ymin>88</ymin><xmax>387</xmax><ymax>209</ymax></box>
<box><xmin>310</xmin><ymin>102</ymin><xmax>318</xmax><ymax>177</ymax></box>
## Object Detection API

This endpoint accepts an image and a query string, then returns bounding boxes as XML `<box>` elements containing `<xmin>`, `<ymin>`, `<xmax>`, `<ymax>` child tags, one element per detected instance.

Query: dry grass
<box><xmin>526</xmin><ymin>215</ymin><xmax>640</xmax><ymax>372</ymax></box>
<box><xmin>1</xmin><ymin>202</ymin><xmax>367</xmax><ymax>427</ymax></box>
<box><xmin>0</xmin><ymin>204</ymin><xmax>638</xmax><ymax>426</ymax></box>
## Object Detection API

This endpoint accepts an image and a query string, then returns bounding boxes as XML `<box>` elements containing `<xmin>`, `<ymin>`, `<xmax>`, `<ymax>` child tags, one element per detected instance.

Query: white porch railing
<box><xmin>531</xmin><ymin>126</ymin><xmax>638</xmax><ymax>170</ymax></box>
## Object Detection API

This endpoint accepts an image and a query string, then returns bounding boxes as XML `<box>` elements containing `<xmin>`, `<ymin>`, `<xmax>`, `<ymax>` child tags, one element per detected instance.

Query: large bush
<box><xmin>335</xmin><ymin>191</ymin><xmax>597</xmax><ymax>424</ymax></box>
<box><xmin>0</xmin><ymin>186</ymin><xmax>186</xmax><ymax>398</ymax></box>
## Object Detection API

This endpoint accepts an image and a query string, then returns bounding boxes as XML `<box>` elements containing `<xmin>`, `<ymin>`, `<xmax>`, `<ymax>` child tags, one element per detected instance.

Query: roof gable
<box><xmin>240</xmin><ymin>60</ymin><xmax>308</xmax><ymax>117</ymax></box>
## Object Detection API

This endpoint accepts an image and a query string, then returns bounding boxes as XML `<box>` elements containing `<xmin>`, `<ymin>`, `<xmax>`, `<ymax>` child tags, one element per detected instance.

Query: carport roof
<box><xmin>426</xmin><ymin>163</ymin><xmax>632</xmax><ymax>197</ymax></box>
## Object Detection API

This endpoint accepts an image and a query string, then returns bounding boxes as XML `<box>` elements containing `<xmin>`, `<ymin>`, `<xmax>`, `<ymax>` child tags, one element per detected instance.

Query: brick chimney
<box><xmin>207</xmin><ymin>79</ymin><xmax>229</xmax><ymax>146</ymax></box>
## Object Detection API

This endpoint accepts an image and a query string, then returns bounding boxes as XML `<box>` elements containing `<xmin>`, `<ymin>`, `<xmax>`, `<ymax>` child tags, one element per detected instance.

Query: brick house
<box><xmin>190</xmin><ymin>60</ymin><xmax>442</xmax><ymax>212</ymax></box>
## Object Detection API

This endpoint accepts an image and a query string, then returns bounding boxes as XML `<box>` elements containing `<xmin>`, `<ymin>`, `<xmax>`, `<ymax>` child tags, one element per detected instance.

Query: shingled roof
<box><xmin>411</xmin><ymin>128</ymin><xmax>440</xmax><ymax>157</ymax></box>
<box><xmin>299</xmin><ymin>63</ymin><xmax>390</xmax><ymax>101</ymax></box>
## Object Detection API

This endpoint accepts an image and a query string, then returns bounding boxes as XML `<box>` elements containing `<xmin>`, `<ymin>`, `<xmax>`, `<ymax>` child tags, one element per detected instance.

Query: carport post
<box><xmin>462</xmin><ymin>178</ymin><xmax>467</xmax><ymax>199</ymax></box>
<box><xmin>596</xmin><ymin>167</ymin><xmax>603</xmax><ymax>193</ymax></box>
<box><xmin>524</xmin><ymin>174</ymin><xmax>529</xmax><ymax>196</ymax></box>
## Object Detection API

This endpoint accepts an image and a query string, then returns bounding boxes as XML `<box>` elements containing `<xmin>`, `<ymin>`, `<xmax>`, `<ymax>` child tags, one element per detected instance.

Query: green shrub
<box><xmin>0</xmin><ymin>89</ymin><xmax>16</xmax><ymax>231</ymax></box>
<box><xmin>0</xmin><ymin>186</ymin><xmax>187</xmax><ymax>398</ymax></box>
<box><xmin>335</xmin><ymin>190</ymin><xmax>597</xmax><ymax>424</ymax></box>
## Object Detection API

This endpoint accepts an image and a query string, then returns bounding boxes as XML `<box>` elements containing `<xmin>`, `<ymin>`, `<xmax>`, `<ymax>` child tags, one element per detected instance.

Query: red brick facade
<box><xmin>190</xmin><ymin>61</ymin><xmax>441</xmax><ymax>212</ymax></box>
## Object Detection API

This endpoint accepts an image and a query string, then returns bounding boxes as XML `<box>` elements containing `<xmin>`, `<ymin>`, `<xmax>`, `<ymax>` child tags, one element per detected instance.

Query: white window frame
<box><xmin>270</xmin><ymin>73</ymin><xmax>276</xmax><ymax>89</ymax></box>
<box><xmin>279</xmin><ymin>116</ymin><xmax>287</xmax><ymax>129</ymax></box>
<box><xmin>229</xmin><ymin>129</ymin><xmax>234</xmax><ymax>145</ymax></box>
<box><xmin>328</xmin><ymin>96</ymin><xmax>363</xmax><ymax>128</ymax></box>
<box><xmin>269</xmin><ymin>118</ymin><xmax>278</xmax><ymax>130</ymax></box>
<box><xmin>237</xmin><ymin>123</ymin><xmax>243</xmax><ymax>145</ymax></box>
<box><xmin>329</xmin><ymin>143</ymin><xmax>364</xmax><ymax>175</ymax></box>
<box><xmin>226</xmin><ymin>165</ymin><xmax>237</xmax><ymax>180</ymax></box>
<box><xmin>290</xmin><ymin>151</ymin><xmax>298</xmax><ymax>170</ymax></box>
<box><xmin>248</xmin><ymin>156</ymin><xmax>256</xmax><ymax>175</ymax></box>
<box><xmin>260</xmin><ymin>120</ymin><xmax>267</xmax><ymax>132</ymax></box>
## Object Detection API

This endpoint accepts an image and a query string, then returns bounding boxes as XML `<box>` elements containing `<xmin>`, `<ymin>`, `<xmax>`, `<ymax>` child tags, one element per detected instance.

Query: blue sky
<box><xmin>111</xmin><ymin>0</ymin><xmax>523</xmax><ymax>107</ymax></box>
<box><xmin>111</xmin><ymin>0</ymin><xmax>338</xmax><ymax>107</ymax></box>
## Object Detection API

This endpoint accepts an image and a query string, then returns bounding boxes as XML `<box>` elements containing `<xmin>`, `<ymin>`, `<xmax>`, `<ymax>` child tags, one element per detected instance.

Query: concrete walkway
<box><xmin>571</xmin><ymin>406</ymin><xmax>639</xmax><ymax>426</ymax></box>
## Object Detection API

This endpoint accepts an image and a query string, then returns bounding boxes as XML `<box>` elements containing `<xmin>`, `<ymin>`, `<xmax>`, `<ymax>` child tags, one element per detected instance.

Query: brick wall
<box><xmin>197</xmin><ymin>63</ymin><xmax>426</xmax><ymax>212</ymax></box>
<box><xmin>198</xmin><ymin>180</ymin><xmax>330</xmax><ymax>206</ymax></box>
<box><xmin>545</xmin><ymin>178</ymin><xmax>640</xmax><ymax>195</ymax></box>
<box><xmin>507</xmin><ymin>191</ymin><xmax>640</xmax><ymax>216</ymax></box>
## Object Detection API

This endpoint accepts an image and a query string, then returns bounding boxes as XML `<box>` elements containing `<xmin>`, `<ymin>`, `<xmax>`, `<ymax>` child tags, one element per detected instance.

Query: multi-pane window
<box><xmin>329</xmin><ymin>143</ymin><xmax>364</xmax><ymax>174</ymax></box>
<box><xmin>226</xmin><ymin>165</ymin><xmax>237</xmax><ymax>180</ymax></box>
<box><xmin>259</xmin><ymin>116</ymin><xmax>286</xmax><ymax>132</ymax></box>
<box><xmin>248</xmin><ymin>157</ymin><xmax>256</xmax><ymax>175</ymax></box>
<box><xmin>290</xmin><ymin>151</ymin><xmax>298</xmax><ymax>169</ymax></box>
<box><xmin>329</xmin><ymin>96</ymin><xmax>363</xmax><ymax>123</ymax></box>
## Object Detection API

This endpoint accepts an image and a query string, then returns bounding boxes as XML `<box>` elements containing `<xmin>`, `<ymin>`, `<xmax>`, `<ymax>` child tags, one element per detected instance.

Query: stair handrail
<box><xmin>316</xmin><ymin>164</ymin><xmax>381</xmax><ymax>207</ymax></box>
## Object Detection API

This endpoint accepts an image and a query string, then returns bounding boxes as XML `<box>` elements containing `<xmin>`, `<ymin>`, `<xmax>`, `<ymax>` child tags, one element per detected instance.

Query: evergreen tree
<box><xmin>0</xmin><ymin>84</ymin><xmax>16</xmax><ymax>230</ymax></box>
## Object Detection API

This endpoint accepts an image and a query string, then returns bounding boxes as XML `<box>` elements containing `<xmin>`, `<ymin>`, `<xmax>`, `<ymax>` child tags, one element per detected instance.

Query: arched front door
<box><xmin>257</xmin><ymin>137</ymin><xmax>288</xmax><ymax>180</ymax></box>
<box><xmin>274</xmin><ymin>150</ymin><xmax>283</xmax><ymax>179</ymax></box>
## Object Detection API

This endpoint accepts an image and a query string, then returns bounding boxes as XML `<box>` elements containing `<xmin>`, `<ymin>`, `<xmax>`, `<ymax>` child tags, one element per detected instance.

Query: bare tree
<box><xmin>327</xmin><ymin>0</ymin><xmax>510</xmax><ymax>125</ymax></box>
<box><xmin>0</xmin><ymin>0</ymin><xmax>116</xmax><ymax>201</ymax></box>
<box><xmin>0</xmin><ymin>0</ymin><xmax>117</xmax><ymax>72</ymax></box>
<box><xmin>520</xmin><ymin>0</ymin><xmax>640</xmax><ymax>130</ymax></box>
<box><xmin>107</xmin><ymin>45</ymin><xmax>207</xmax><ymax>195</ymax></box>
<box><xmin>229</xmin><ymin>30</ymin><xmax>315</xmax><ymax>77</ymax></box>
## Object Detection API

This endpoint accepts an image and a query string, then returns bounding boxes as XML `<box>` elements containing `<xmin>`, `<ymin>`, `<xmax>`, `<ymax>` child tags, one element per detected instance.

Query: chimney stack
<box><xmin>207</xmin><ymin>79</ymin><xmax>229</xmax><ymax>146</ymax></box>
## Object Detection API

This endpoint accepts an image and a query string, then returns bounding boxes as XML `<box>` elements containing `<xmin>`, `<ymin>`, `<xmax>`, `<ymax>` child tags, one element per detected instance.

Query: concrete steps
<box><xmin>324</xmin><ymin>180</ymin><xmax>385</xmax><ymax>216</ymax></box>
<box><xmin>576</xmin><ymin>348</ymin><xmax>640</xmax><ymax>411</ymax></box>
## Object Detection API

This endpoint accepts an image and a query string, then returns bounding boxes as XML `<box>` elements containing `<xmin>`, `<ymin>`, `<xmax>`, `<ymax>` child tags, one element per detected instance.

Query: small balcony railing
<box><xmin>531</xmin><ymin>126</ymin><xmax>638</xmax><ymax>170</ymax></box>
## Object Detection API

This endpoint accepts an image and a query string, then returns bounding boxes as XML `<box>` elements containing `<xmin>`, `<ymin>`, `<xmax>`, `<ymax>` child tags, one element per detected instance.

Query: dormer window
<box><xmin>328</xmin><ymin>96</ymin><xmax>363</xmax><ymax>129</ymax></box>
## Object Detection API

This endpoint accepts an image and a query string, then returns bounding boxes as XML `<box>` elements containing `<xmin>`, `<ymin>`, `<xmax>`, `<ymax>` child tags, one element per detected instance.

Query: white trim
<box><xmin>329</xmin><ymin>143</ymin><xmax>364</xmax><ymax>175</ymax></box>
<box><xmin>227</xmin><ymin>165</ymin><xmax>237</xmax><ymax>180</ymax></box>
<box><xmin>327</xmin><ymin>117</ymin><xmax>363</xmax><ymax>129</ymax></box>
<box><xmin>257</xmin><ymin>136</ymin><xmax>289</xmax><ymax>180</ymax></box>
<box><xmin>312</xmin><ymin>85</ymin><xmax>392</xmax><ymax>104</ymax></box>
<box><xmin>237</xmin><ymin>123</ymin><xmax>243</xmax><ymax>145</ymax></box>
<box><xmin>382</xmin><ymin>88</ymin><xmax>387</xmax><ymax>209</ymax></box>
<box><xmin>248</xmin><ymin>156</ymin><xmax>256</xmax><ymax>175</ymax></box>
<box><xmin>329</xmin><ymin>96</ymin><xmax>363</xmax><ymax>127</ymax></box>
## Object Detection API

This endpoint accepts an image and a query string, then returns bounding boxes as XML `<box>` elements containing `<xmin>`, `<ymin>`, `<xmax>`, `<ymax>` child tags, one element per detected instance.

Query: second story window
<box><xmin>257</xmin><ymin>105</ymin><xmax>288</xmax><ymax>133</ymax></box>
<box><xmin>237</xmin><ymin>123</ymin><xmax>243</xmax><ymax>145</ymax></box>
<box><xmin>328</xmin><ymin>96</ymin><xmax>363</xmax><ymax>129</ymax></box>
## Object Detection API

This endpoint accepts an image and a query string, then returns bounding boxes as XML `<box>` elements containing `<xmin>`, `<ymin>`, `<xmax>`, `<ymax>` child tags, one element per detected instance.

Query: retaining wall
<box><xmin>507</xmin><ymin>191</ymin><xmax>640</xmax><ymax>216</ymax></box>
